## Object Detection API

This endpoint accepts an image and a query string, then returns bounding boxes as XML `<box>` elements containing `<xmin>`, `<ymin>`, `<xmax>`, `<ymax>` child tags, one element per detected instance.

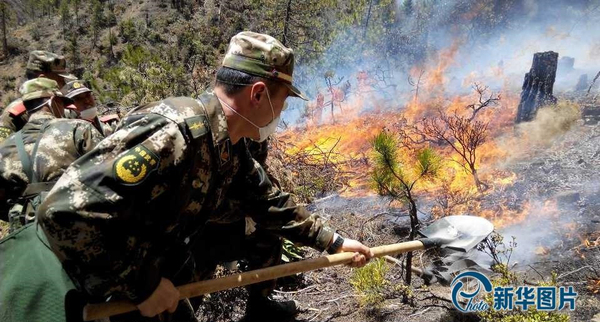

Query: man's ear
<box><xmin>250</xmin><ymin>82</ymin><xmax>267</xmax><ymax>107</ymax></box>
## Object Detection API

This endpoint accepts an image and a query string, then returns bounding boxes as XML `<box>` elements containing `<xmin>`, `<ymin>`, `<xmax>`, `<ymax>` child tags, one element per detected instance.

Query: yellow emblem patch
<box><xmin>0</xmin><ymin>126</ymin><xmax>12</xmax><ymax>140</ymax></box>
<box><xmin>113</xmin><ymin>145</ymin><xmax>160</xmax><ymax>185</ymax></box>
<box><xmin>73</xmin><ymin>82</ymin><xmax>82</xmax><ymax>89</ymax></box>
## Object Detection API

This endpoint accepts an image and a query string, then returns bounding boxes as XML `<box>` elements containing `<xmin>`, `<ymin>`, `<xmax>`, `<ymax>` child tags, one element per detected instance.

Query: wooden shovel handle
<box><xmin>82</xmin><ymin>240</ymin><xmax>426</xmax><ymax>321</ymax></box>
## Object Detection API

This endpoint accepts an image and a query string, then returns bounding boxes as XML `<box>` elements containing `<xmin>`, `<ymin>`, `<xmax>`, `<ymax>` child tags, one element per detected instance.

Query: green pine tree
<box><xmin>91</xmin><ymin>0</ymin><xmax>103</xmax><ymax>47</ymax></box>
<box><xmin>371</xmin><ymin>131</ymin><xmax>441</xmax><ymax>287</ymax></box>
<box><xmin>59</xmin><ymin>0</ymin><xmax>69</xmax><ymax>38</ymax></box>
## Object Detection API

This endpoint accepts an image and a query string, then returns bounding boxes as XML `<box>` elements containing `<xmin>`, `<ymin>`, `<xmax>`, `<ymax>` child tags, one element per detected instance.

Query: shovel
<box><xmin>82</xmin><ymin>215</ymin><xmax>493</xmax><ymax>321</ymax></box>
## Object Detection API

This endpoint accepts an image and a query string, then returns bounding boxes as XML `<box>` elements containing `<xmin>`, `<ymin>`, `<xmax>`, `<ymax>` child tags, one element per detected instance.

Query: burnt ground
<box><xmin>196</xmin><ymin>119</ymin><xmax>600</xmax><ymax>322</ymax></box>
<box><xmin>493</xmin><ymin>118</ymin><xmax>600</xmax><ymax>321</ymax></box>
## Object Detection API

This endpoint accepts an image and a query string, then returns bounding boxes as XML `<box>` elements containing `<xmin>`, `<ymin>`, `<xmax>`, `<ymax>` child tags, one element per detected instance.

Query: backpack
<box><xmin>7</xmin><ymin>128</ymin><xmax>56</xmax><ymax>232</ymax></box>
<box><xmin>1</xmin><ymin>127</ymin><xmax>85</xmax><ymax>322</ymax></box>
<box><xmin>0</xmin><ymin>223</ymin><xmax>80</xmax><ymax>322</ymax></box>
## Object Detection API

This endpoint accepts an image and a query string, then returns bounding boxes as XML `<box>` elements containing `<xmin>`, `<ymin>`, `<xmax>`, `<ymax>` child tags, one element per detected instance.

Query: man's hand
<box><xmin>340</xmin><ymin>238</ymin><xmax>374</xmax><ymax>268</ymax></box>
<box><xmin>136</xmin><ymin>277</ymin><xmax>180</xmax><ymax>317</ymax></box>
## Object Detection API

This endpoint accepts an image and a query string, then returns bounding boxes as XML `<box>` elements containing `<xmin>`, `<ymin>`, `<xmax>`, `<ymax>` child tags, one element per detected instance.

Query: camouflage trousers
<box><xmin>110</xmin><ymin>220</ymin><xmax>283</xmax><ymax>322</ymax></box>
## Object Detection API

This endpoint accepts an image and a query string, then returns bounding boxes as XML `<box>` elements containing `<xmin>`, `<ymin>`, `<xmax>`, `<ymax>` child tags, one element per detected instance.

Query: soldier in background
<box><xmin>0</xmin><ymin>51</ymin><xmax>75</xmax><ymax>142</ymax></box>
<box><xmin>0</xmin><ymin>78</ymin><xmax>103</xmax><ymax>231</ymax></box>
<box><xmin>61</xmin><ymin>80</ymin><xmax>119</xmax><ymax>136</ymax></box>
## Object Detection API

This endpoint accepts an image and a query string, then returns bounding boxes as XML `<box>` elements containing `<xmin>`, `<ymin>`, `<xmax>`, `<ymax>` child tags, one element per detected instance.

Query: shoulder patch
<box><xmin>0</xmin><ymin>126</ymin><xmax>12</xmax><ymax>140</ymax></box>
<box><xmin>113</xmin><ymin>144</ymin><xmax>160</xmax><ymax>185</ymax></box>
<box><xmin>8</xmin><ymin>102</ymin><xmax>26</xmax><ymax>116</ymax></box>
<box><xmin>184</xmin><ymin>115</ymin><xmax>209</xmax><ymax>139</ymax></box>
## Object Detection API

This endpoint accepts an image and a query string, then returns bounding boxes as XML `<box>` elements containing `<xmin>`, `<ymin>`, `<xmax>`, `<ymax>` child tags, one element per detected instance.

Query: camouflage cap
<box><xmin>26</xmin><ymin>50</ymin><xmax>68</xmax><ymax>75</ymax></box>
<box><xmin>19</xmin><ymin>77</ymin><xmax>66</xmax><ymax>102</ymax></box>
<box><xmin>221</xmin><ymin>31</ymin><xmax>308</xmax><ymax>101</ymax></box>
<box><xmin>61</xmin><ymin>80</ymin><xmax>92</xmax><ymax>99</ymax></box>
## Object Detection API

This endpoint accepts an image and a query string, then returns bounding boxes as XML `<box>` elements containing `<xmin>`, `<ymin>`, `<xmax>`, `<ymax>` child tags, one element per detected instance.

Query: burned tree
<box><xmin>515</xmin><ymin>51</ymin><xmax>558</xmax><ymax>123</ymax></box>
<box><xmin>371</xmin><ymin>131</ymin><xmax>440</xmax><ymax>287</ymax></box>
<box><xmin>398</xmin><ymin>85</ymin><xmax>496</xmax><ymax>193</ymax></box>
<box><xmin>0</xmin><ymin>1</ymin><xmax>10</xmax><ymax>59</ymax></box>
<box><xmin>324</xmin><ymin>71</ymin><xmax>351</xmax><ymax>123</ymax></box>
<box><xmin>420</xmin><ymin>113</ymin><xmax>489</xmax><ymax>192</ymax></box>
<box><xmin>408</xmin><ymin>69</ymin><xmax>425</xmax><ymax>106</ymax></box>
<box><xmin>466</xmin><ymin>83</ymin><xmax>500</xmax><ymax>121</ymax></box>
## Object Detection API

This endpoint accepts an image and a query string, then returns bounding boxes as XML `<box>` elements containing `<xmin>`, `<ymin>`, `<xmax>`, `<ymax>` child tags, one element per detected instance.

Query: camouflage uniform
<box><xmin>39</xmin><ymin>33</ymin><xmax>330</xmax><ymax>320</ymax></box>
<box><xmin>0</xmin><ymin>51</ymin><xmax>71</xmax><ymax>142</ymax></box>
<box><xmin>0</xmin><ymin>78</ymin><xmax>103</xmax><ymax>228</ymax></box>
<box><xmin>39</xmin><ymin>92</ymin><xmax>333</xmax><ymax>304</ymax></box>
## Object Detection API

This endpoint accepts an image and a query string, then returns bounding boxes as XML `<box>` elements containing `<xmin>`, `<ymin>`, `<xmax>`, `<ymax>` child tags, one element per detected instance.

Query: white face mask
<box><xmin>218</xmin><ymin>87</ymin><xmax>281</xmax><ymax>142</ymax></box>
<box><xmin>29</xmin><ymin>98</ymin><xmax>52</xmax><ymax>112</ymax></box>
<box><xmin>79</xmin><ymin>107</ymin><xmax>98</xmax><ymax>120</ymax></box>
<box><xmin>30</xmin><ymin>96</ymin><xmax>64</xmax><ymax>118</ymax></box>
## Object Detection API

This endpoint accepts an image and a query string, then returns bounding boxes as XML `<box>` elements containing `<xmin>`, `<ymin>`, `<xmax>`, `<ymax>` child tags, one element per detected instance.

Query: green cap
<box><xmin>61</xmin><ymin>80</ymin><xmax>92</xmax><ymax>99</ymax></box>
<box><xmin>221</xmin><ymin>31</ymin><xmax>308</xmax><ymax>101</ymax></box>
<box><xmin>26</xmin><ymin>50</ymin><xmax>68</xmax><ymax>76</ymax></box>
<box><xmin>19</xmin><ymin>77</ymin><xmax>66</xmax><ymax>102</ymax></box>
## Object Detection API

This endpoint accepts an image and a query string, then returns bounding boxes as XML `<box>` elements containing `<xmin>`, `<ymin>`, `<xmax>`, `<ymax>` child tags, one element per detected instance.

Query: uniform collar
<box><xmin>28</xmin><ymin>110</ymin><xmax>57</xmax><ymax>122</ymax></box>
<box><xmin>197</xmin><ymin>91</ymin><xmax>230</xmax><ymax>148</ymax></box>
<box><xmin>197</xmin><ymin>91</ymin><xmax>233</xmax><ymax>168</ymax></box>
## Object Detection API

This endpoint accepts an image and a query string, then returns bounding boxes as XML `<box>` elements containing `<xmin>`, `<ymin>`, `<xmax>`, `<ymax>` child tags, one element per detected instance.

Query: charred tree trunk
<box><xmin>1</xmin><ymin>3</ymin><xmax>8</xmax><ymax>59</ymax></box>
<box><xmin>364</xmin><ymin>0</ymin><xmax>373</xmax><ymax>37</ymax></box>
<box><xmin>405</xmin><ymin>195</ymin><xmax>418</xmax><ymax>292</ymax></box>
<box><xmin>515</xmin><ymin>51</ymin><xmax>558</xmax><ymax>123</ymax></box>
<box><xmin>282</xmin><ymin>0</ymin><xmax>292</xmax><ymax>46</ymax></box>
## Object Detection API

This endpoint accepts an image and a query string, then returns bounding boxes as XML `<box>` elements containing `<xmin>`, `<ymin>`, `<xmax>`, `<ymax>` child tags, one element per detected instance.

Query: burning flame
<box><xmin>276</xmin><ymin>42</ymin><xmax>571</xmax><ymax>234</ymax></box>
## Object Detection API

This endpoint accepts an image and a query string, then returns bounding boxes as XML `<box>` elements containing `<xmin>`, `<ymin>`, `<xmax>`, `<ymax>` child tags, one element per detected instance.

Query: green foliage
<box><xmin>67</xmin><ymin>33</ymin><xmax>80</xmax><ymax>67</ymax></box>
<box><xmin>281</xmin><ymin>239</ymin><xmax>304</xmax><ymax>263</ymax></box>
<box><xmin>90</xmin><ymin>0</ymin><xmax>104</xmax><ymax>45</ymax></box>
<box><xmin>371</xmin><ymin>131</ymin><xmax>440</xmax><ymax>200</ymax></box>
<box><xmin>29</xmin><ymin>21</ymin><xmax>42</xmax><ymax>41</ymax></box>
<box><xmin>101</xmin><ymin>45</ymin><xmax>189</xmax><ymax>106</ymax></box>
<box><xmin>350</xmin><ymin>258</ymin><xmax>390</xmax><ymax>307</ymax></box>
<box><xmin>477</xmin><ymin>235</ymin><xmax>569</xmax><ymax>322</ymax></box>
<box><xmin>106</xmin><ymin>2</ymin><xmax>117</xmax><ymax>26</ymax></box>
<box><xmin>415</xmin><ymin>147</ymin><xmax>442</xmax><ymax>180</ymax></box>
<box><xmin>478</xmin><ymin>273</ymin><xmax>570</xmax><ymax>322</ymax></box>
<box><xmin>59</xmin><ymin>0</ymin><xmax>70</xmax><ymax>32</ymax></box>
<box><xmin>119</xmin><ymin>19</ymin><xmax>137</xmax><ymax>43</ymax></box>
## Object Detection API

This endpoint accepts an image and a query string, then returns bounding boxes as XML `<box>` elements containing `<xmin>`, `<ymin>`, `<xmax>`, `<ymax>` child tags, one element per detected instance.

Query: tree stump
<box><xmin>575</xmin><ymin>74</ymin><xmax>589</xmax><ymax>92</ymax></box>
<box><xmin>558</xmin><ymin>56</ymin><xmax>575</xmax><ymax>74</ymax></box>
<box><xmin>515</xmin><ymin>51</ymin><xmax>558</xmax><ymax>123</ymax></box>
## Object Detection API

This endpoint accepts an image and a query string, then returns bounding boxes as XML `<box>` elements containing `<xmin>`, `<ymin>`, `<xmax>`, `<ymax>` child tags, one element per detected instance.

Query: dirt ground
<box><xmin>195</xmin><ymin>204</ymin><xmax>599</xmax><ymax>322</ymax></box>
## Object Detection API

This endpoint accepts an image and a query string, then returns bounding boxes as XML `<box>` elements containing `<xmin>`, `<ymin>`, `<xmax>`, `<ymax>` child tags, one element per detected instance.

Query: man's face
<box><xmin>73</xmin><ymin>92</ymin><xmax>96</xmax><ymax>112</ymax></box>
<box><xmin>252</xmin><ymin>83</ymin><xmax>289</xmax><ymax>127</ymax></box>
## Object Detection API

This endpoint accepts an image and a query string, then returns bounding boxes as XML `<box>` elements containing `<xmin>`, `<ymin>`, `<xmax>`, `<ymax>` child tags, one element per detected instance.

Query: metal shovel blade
<box><xmin>419</xmin><ymin>215</ymin><xmax>494</xmax><ymax>252</ymax></box>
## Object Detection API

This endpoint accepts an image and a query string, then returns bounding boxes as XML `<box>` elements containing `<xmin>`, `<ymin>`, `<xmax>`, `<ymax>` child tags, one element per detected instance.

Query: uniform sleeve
<box><xmin>0</xmin><ymin>109</ymin><xmax>17</xmax><ymax>143</ymax></box>
<box><xmin>73</xmin><ymin>121</ymin><xmax>104</xmax><ymax>155</ymax></box>
<box><xmin>227</xmin><ymin>149</ymin><xmax>335</xmax><ymax>252</ymax></box>
<box><xmin>38</xmin><ymin>115</ymin><xmax>189</xmax><ymax>303</ymax></box>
